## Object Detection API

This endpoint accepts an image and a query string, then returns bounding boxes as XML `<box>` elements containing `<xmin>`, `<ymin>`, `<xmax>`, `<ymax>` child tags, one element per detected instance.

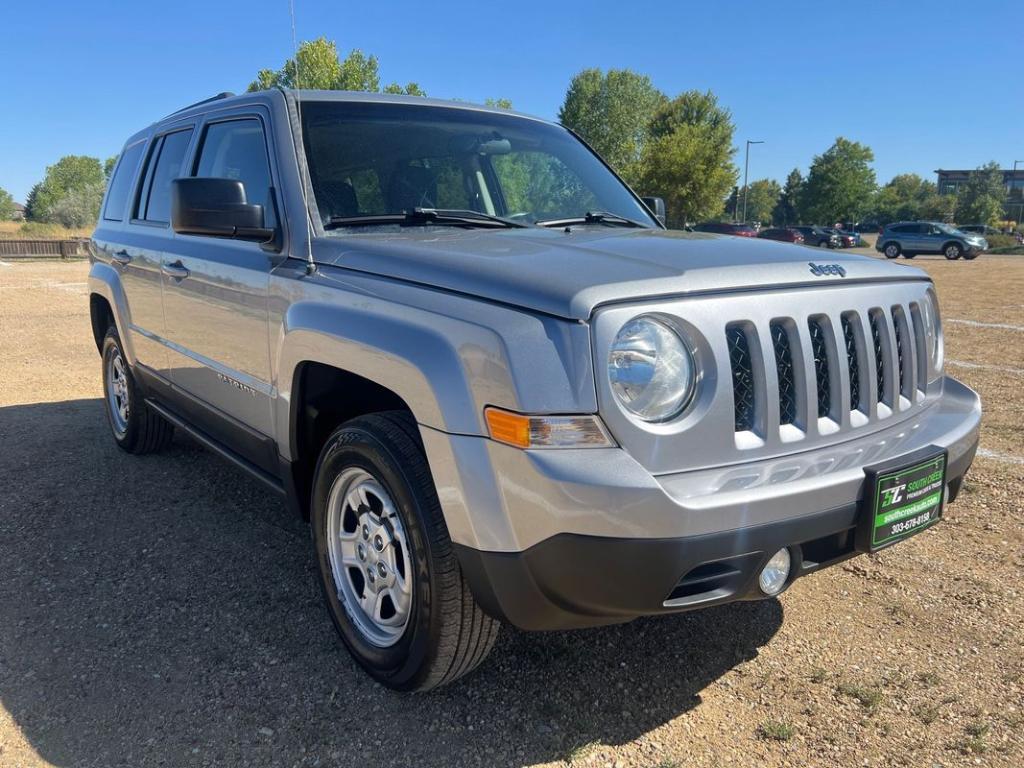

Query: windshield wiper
<box><xmin>325</xmin><ymin>208</ymin><xmax>528</xmax><ymax>231</ymax></box>
<box><xmin>536</xmin><ymin>211</ymin><xmax>648</xmax><ymax>229</ymax></box>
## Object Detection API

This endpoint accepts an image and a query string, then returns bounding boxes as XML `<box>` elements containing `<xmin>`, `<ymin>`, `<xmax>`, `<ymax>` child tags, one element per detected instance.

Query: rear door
<box><xmin>160</xmin><ymin>109</ymin><xmax>279</xmax><ymax>462</ymax></box>
<box><xmin>118</xmin><ymin>125</ymin><xmax>196</xmax><ymax>376</ymax></box>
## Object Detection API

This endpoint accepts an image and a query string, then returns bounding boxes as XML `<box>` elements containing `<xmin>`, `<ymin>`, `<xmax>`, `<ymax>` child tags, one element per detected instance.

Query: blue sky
<box><xmin>2</xmin><ymin>0</ymin><xmax>1019</xmax><ymax>203</ymax></box>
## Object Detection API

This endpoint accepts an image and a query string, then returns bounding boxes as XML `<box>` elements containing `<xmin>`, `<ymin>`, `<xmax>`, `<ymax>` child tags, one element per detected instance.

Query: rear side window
<box><xmin>103</xmin><ymin>141</ymin><xmax>145</xmax><ymax>221</ymax></box>
<box><xmin>193</xmin><ymin>118</ymin><xmax>271</xmax><ymax>210</ymax></box>
<box><xmin>136</xmin><ymin>128</ymin><xmax>194</xmax><ymax>224</ymax></box>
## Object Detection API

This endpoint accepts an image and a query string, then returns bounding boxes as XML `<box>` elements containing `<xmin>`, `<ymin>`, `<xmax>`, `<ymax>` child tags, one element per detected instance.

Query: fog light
<box><xmin>759</xmin><ymin>548</ymin><xmax>792</xmax><ymax>596</ymax></box>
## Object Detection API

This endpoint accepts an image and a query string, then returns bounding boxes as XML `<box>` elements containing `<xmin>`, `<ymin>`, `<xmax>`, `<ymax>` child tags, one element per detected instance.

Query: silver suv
<box><xmin>877</xmin><ymin>221</ymin><xmax>987</xmax><ymax>260</ymax></box>
<box><xmin>89</xmin><ymin>90</ymin><xmax>981</xmax><ymax>691</ymax></box>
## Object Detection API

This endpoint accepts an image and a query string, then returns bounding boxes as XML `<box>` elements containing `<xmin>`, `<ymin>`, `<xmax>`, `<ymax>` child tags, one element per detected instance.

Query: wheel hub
<box><xmin>325</xmin><ymin>469</ymin><xmax>412</xmax><ymax>647</ymax></box>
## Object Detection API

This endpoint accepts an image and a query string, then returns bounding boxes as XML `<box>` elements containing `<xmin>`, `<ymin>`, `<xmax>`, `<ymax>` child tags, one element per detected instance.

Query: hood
<box><xmin>313</xmin><ymin>227</ymin><xmax>928</xmax><ymax>320</ymax></box>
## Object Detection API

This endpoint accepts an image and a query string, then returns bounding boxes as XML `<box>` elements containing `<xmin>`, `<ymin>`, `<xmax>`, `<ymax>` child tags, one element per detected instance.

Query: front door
<box><xmin>160</xmin><ymin>112</ymin><xmax>277</xmax><ymax>454</ymax></box>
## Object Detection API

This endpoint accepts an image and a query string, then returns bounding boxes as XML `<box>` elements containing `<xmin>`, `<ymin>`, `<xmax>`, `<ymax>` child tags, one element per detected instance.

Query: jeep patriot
<box><xmin>89</xmin><ymin>90</ymin><xmax>981</xmax><ymax>691</ymax></box>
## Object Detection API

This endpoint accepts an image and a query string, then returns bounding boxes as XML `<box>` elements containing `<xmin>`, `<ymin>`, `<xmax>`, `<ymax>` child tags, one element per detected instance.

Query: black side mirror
<box><xmin>641</xmin><ymin>196</ymin><xmax>667</xmax><ymax>226</ymax></box>
<box><xmin>171</xmin><ymin>178</ymin><xmax>276</xmax><ymax>244</ymax></box>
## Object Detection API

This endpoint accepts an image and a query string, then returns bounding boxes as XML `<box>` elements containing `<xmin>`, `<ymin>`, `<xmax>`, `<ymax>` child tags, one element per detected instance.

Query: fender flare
<box><xmin>87</xmin><ymin>262</ymin><xmax>136</xmax><ymax>364</ymax></box>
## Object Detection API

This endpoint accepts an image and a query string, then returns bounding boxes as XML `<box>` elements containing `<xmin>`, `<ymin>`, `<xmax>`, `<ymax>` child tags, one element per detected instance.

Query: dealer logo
<box><xmin>808</xmin><ymin>262</ymin><xmax>846</xmax><ymax>277</ymax></box>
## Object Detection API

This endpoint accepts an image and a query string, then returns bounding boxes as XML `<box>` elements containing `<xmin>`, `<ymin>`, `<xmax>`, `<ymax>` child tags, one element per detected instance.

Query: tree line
<box><xmin>1</xmin><ymin>38</ymin><xmax>1011</xmax><ymax>229</ymax></box>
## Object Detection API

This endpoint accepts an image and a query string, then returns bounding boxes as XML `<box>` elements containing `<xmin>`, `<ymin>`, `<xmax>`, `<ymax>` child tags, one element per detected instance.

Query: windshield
<box><xmin>300</xmin><ymin>101</ymin><xmax>657</xmax><ymax>231</ymax></box>
<box><xmin>937</xmin><ymin>223</ymin><xmax>965</xmax><ymax>235</ymax></box>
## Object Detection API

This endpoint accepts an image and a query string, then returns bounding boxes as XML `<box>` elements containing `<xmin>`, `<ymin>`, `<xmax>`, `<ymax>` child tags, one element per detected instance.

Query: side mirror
<box><xmin>171</xmin><ymin>178</ymin><xmax>276</xmax><ymax>244</ymax></box>
<box><xmin>641</xmin><ymin>196</ymin><xmax>667</xmax><ymax>226</ymax></box>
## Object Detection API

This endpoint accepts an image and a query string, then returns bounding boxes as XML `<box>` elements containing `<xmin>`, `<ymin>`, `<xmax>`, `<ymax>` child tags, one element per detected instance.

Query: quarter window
<box><xmin>103</xmin><ymin>141</ymin><xmax>145</xmax><ymax>221</ymax></box>
<box><xmin>193</xmin><ymin>119</ymin><xmax>272</xmax><ymax>211</ymax></box>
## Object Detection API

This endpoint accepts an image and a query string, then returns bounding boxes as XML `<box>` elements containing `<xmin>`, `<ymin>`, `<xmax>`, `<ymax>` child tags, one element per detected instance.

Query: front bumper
<box><xmin>424</xmin><ymin>378</ymin><xmax>980</xmax><ymax>630</ymax></box>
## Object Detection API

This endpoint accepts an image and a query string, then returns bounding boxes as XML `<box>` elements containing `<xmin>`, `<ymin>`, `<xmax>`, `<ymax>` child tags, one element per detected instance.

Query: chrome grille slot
<box><xmin>726</xmin><ymin>323</ymin><xmax>757</xmax><ymax>432</ymax></box>
<box><xmin>841</xmin><ymin>312</ymin><xmax>862</xmax><ymax>413</ymax></box>
<box><xmin>808</xmin><ymin>316</ymin><xmax>832</xmax><ymax>419</ymax></box>
<box><xmin>770</xmin><ymin>321</ymin><xmax>798</xmax><ymax>426</ymax></box>
<box><xmin>909</xmin><ymin>302</ymin><xmax>928</xmax><ymax>396</ymax></box>
<box><xmin>891</xmin><ymin>305</ymin><xmax>913</xmax><ymax>400</ymax></box>
<box><xmin>869</xmin><ymin>309</ymin><xmax>888</xmax><ymax>407</ymax></box>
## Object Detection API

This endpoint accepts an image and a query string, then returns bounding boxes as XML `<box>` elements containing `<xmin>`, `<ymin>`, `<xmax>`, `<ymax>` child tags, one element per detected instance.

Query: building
<box><xmin>935</xmin><ymin>168</ymin><xmax>1024</xmax><ymax>223</ymax></box>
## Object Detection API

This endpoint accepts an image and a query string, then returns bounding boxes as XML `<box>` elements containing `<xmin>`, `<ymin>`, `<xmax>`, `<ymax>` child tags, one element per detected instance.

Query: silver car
<box><xmin>89</xmin><ymin>90</ymin><xmax>981</xmax><ymax>690</ymax></box>
<box><xmin>877</xmin><ymin>221</ymin><xmax>987</xmax><ymax>260</ymax></box>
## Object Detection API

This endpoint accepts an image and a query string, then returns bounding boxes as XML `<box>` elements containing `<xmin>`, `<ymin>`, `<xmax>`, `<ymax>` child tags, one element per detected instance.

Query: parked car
<box><xmin>89</xmin><ymin>90</ymin><xmax>981</xmax><ymax>691</ymax></box>
<box><xmin>692</xmin><ymin>221</ymin><xmax>758</xmax><ymax>237</ymax></box>
<box><xmin>793</xmin><ymin>226</ymin><xmax>840</xmax><ymax>248</ymax></box>
<box><xmin>822</xmin><ymin>227</ymin><xmax>858</xmax><ymax>248</ymax></box>
<box><xmin>876</xmin><ymin>222</ymin><xmax>987</xmax><ymax>260</ymax></box>
<box><xmin>757</xmin><ymin>227</ymin><xmax>804</xmax><ymax>244</ymax></box>
<box><xmin>956</xmin><ymin>224</ymin><xmax>1000</xmax><ymax>236</ymax></box>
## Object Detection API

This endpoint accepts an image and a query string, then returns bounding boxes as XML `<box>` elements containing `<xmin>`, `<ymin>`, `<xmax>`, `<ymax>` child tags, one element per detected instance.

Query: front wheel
<box><xmin>311</xmin><ymin>411</ymin><xmax>499</xmax><ymax>691</ymax></box>
<box><xmin>944</xmin><ymin>243</ymin><xmax>962</xmax><ymax>260</ymax></box>
<box><xmin>101</xmin><ymin>327</ymin><xmax>173</xmax><ymax>453</ymax></box>
<box><xmin>962</xmin><ymin>251</ymin><xmax>979</xmax><ymax>261</ymax></box>
<box><xmin>818</xmin><ymin>240</ymin><xmax>830</xmax><ymax>248</ymax></box>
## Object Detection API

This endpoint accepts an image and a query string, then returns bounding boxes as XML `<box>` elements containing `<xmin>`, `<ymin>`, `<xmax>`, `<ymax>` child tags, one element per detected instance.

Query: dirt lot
<box><xmin>0</xmin><ymin>255</ymin><xmax>1021</xmax><ymax>768</ymax></box>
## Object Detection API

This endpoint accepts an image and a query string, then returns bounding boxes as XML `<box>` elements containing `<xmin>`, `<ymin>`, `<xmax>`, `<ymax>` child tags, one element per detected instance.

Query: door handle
<box><xmin>161</xmin><ymin>261</ymin><xmax>190</xmax><ymax>280</ymax></box>
<box><xmin>111</xmin><ymin>250</ymin><xmax>132</xmax><ymax>266</ymax></box>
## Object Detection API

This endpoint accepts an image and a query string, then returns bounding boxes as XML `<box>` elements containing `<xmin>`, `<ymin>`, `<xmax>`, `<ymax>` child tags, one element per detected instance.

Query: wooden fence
<box><xmin>0</xmin><ymin>239</ymin><xmax>90</xmax><ymax>259</ymax></box>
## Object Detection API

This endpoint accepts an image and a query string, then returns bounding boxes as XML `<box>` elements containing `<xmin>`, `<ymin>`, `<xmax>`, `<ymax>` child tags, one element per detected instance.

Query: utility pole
<box><xmin>742</xmin><ymin>140</ymin><xmax>764</xmax><ymax>223</ymax></box>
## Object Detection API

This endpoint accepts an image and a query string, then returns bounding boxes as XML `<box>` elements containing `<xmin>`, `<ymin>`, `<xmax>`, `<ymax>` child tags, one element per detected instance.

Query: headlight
<box><xmin>608</xmin><ymin>316</ymin><xmax>695</xmax><ymax>422</ymax></box>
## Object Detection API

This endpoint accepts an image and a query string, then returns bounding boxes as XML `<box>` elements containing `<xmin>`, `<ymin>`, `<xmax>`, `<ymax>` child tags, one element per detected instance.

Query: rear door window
<box><xmin>103</xmin><ymin>141</ymin><xmax>146</xmax><ymax>221</ymax></box>
<box><xmin>136</xmin><ymin>129</ymin><xmax>194</xmax><ymax>224</ymax></box>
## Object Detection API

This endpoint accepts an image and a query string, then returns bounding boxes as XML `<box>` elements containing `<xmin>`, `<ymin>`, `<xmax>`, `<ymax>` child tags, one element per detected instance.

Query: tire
<box><xmin>882</xmin><ymin>242</ymin><xmax>901</xmax><ymax>259</ymax></box>
<box><xmin>903</xmin><ymin>253</ymin><xmax>916</xmax><ymax>259</ymax></box>
<box><xmin>310</xmin><ymin>411</ymin><xmax>499</xmax><ymax>691</ymax></box>
<box><xmin>943</xmin><ymin>242</ymin><xmax>962</xmax><ymax>260</ymax></box>
<box><xmin>818</xmin><ymin>239</ymin><xmax>830</xmax><ymax>248</ymax></box>
<box><xmin>101</xmin><ymin>327</ymin><xmax>174</xmax><ymax>454</ymax></box>
<box><xmin>963</xmin><ymin>251</ymin><xmax>979</xmax><ymax>261</ymax></box>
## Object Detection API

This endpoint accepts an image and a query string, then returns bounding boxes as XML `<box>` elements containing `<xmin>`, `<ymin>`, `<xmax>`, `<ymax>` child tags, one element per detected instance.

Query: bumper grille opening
<box><xmin>841</xmin><ymin>313</ymin><xmax>861</xmax><ymax>412</ymax></box>
<box><xmin>808</xmin><ymin>317</ymin><xmax>832</xmax><ymax>419</ymax></box>
<box><xmin>770</xmin><ymin>321</ymin><xmax>798</xmax><ymax>425</ymax></box>
<box><xmin>726</xmin><ymin>323</ymin><xmax>757</xmax><ymax>432</ymax></box>
<box><xmin>666</xmin><ymin>558</ymin><xmax>747</xmax><ymax>604</ymax></box>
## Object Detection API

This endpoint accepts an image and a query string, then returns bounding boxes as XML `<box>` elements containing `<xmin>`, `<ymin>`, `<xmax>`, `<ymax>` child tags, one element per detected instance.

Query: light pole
<box><xmin>1014</xmin><ymin>160</ymin><xmax>1023</xmax><ymax>229</ymax></box>
<box><xmin>742</xmin><ymin>140</ymin><xmax>765</xmax><ymax>223</ymax></box>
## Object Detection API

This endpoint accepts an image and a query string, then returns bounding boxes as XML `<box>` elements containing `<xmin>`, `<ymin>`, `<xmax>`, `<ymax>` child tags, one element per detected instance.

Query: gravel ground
<box><xmin>0</xmin><ymin>256</ymin><xmax>1021</xmax><ymax>768</ymax></box>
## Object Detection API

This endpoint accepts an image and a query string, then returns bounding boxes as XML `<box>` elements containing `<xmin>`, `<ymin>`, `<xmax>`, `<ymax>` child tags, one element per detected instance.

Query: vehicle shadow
<box><xmin>0</xmin><ymin>399</ymin><xmax>782</xmax><ymax>767</ymax></box>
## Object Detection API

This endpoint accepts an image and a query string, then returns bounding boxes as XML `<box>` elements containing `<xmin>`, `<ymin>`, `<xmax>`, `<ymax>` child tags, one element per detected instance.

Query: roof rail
<box><xmin>164</xmin><ymin>91</ymin><xmax>235</xmax><ymax>118</ymax></box>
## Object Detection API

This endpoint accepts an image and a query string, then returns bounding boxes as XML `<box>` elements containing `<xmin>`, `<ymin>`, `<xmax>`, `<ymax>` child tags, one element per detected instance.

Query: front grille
<box><xmin>808</xmin><ymin>317</ymin><xmax>831</xmax><ymax>418</ymax></box>
<box><xmin>726</xmin><ymin>297</ymin><xmax>930</xmax><ymax>441</ymax></box>
<box><xmin>770</xmin><ymin>321</ymin><xmax>798</xmax><ymax>425</ymax></box>
<box><xmin>726</xmin><ymin>324</ymin><xmax>756</xmax><ymax>431</ymax></box>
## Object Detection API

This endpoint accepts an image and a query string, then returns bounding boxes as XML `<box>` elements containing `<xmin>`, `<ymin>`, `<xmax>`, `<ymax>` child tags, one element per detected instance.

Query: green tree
<box><xmin>0</xmin><ymin>187</ymin><xmax>15</xmax><ymax>220</ymax></box>
<box><xmin>48</xmin><ymin>182</ymin><xmax>104</xmax><ymax>228</ymax></box>
<box><xmin>870</xmin><ymin>173</ymin><xmax>936</xmax><ymax>224</ymax></box>
<box><xmin>104</xmin><ymin>155</ymin><xmax>119</xmax><ymax>180</ymax></box>
<box><xmin>636</xmin><ymin>90</ymin><xmax>737</xmax><ymax>226</ymax></box>
<box><xmin>954</xmin><ymin>162</ymin><xmax>1005</xmax><ymax>225</ymax></box>
<box><xmin>736</xmin><ymin>178</ymin><xmax>781</xmax><ymax>224</ymax></box>
<box><xmin>801</xmin><ymin>138</ymin><xmax>876</xmax><ymax>224</ymax></box>
<box><xmin>773</xmin><ymin>168</ymin><xmax>804</xmax><ymax>225</ymax></box>
<box><xmin>24</xmin><ymin>183</ymin><xmax>41</xmax><ymax>221</ymax></box>
<box><xmin>248</xmin><ymin>37</ymin><xmax>423</xmax><ymax>95</ymax></box>
<box><xmin>558</xmin><ymin>68</ymin><xmax>665</xmax><ymax>186</ymax></box>
<box><xmin>919</xmin><ymin>192</ymin><xmax>956</xmax><ymax>222</ymax></box>
<box><xmin>484</xmin><ymin>98</ymin><xmax>513</xmax><ymax>110</ymax></box>
<box><xmin>29</xmin><ymin>155</ymin><xmax>105</xmax><ymax>223</ymax></box>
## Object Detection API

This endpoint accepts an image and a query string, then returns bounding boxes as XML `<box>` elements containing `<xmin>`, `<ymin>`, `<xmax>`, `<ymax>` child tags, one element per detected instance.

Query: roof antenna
<box><xmin>287</xmin><ymin>0</ymin><xmax>316</xmax><ymax>275</ymax></box>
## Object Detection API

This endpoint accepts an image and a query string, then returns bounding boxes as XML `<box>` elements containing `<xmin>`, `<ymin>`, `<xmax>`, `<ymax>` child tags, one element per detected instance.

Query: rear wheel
<box><xmin>883</xmin><ymin>242</ymin><xmax>901</xmax><ymax>259</ymax></box>
<box><xmin>944</xmin><ymin>242</ymin><xmax>962</xmax><ymax>260</ymax></box>
<box><xmin>101</xmin><ymin>327</ymin><xmax>173</xmax><ymax>453</ymax></box>
<box><xmin>311</xmin><ymin>411</ymin><xmax>499</xmax><ymax>691</ymax></box>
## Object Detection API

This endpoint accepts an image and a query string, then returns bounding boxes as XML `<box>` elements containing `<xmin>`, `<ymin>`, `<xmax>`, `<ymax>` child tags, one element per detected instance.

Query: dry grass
<box><xmin>0</xmin><ymin>220</ymin><xmax>92</xmax><ymax>239</ymax></box>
